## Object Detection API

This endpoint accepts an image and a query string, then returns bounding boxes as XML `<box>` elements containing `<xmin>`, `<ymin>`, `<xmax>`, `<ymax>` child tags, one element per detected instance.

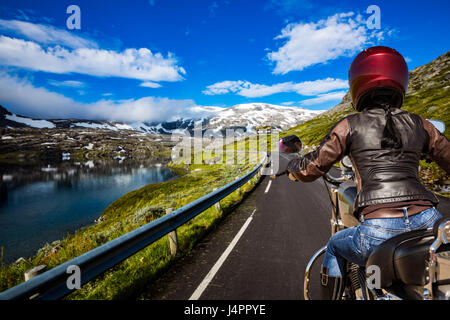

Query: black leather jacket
<box><xmin>288</xmin><ymin>107</ymin><xmax>450</xmax><ymax>214</ymax></box>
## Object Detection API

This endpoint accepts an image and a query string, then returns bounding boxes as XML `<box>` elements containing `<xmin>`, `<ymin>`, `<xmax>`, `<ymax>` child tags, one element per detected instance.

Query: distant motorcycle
<box><xmin>274</xmin><ymin>120</ymin><xmax>450</xmax><ymax>300</ymax></box>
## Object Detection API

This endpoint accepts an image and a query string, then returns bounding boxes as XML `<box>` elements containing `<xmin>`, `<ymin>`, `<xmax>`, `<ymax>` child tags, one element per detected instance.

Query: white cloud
<box><xmin>88</xmin><ymin>97</ymin><xmax>199</xmax><ymax>123</ymax></box>
<box><xmin>299</xmin><ymin>91</ymin><xmax>347</xmax><ymax>106</ymax></box>
<box><xmin>267</xmin><ymin>12</ymin><xmax>385</xmax><ymax>74</ymax></box>
<box><xmin>0</xmin><ymin>72</ymin><xmax>200</xmax><ymax>122</ymax></box>
<box><xmin>0</xmin><ymin>19</ymin><xmax>97</xmax><ymax>49</ymax></box>
<box><xmin>48</xmin><ymin>80</ymin><xmax>85</xmax><ymax>88</ymax></box>
<box><xmin>237</xmin><ymin>82</ymin><xmax>296</xmax><ymax>98</ymax></box>
<box><xmin>0</xmin><ymin>72</ymin><xmax>83</xmax><ymax>119</ymax></box>
<box><xmin>140</xmin><ymin>81</ymin><xmax>162</xmax><ymax>88</ymax></box>
<box><xmin>203</xmin><ymin>80</ymin><xmax>247</xmax><ymax>95</ymax></box>
<box><xmin>0</xmin><ymin>35</ymin><xmax>185</xmax><ymax>82</ymax></box>
<box><xmin>203</xmin><ymin>78</ymin><xmax>348</xmax><ymax>98</ymax></box>
<box><xmin>0</xmin><ymin>19</ymin><xmax>186</xmax><ymax>83</ymax></box>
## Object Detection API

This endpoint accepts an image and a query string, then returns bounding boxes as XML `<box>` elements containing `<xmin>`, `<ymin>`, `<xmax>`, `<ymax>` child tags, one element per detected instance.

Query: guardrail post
<box><xmin>213</xmin><ymin>188</ymin><xmax>221</xmax><ymax>211</ymax></box>
<box><xmin>257</xmin><ymin>164</ymin><xmax>263</xmax><ymax>179</ymax></box>
<box><xmin>166</xmin><ymin>208</ymin><xmax>178</xmax><ymax>257</ymax></box>
<box><xmin>24</xmin><ymin>265</ymin><xmax>47</xmax><ymax>281</ymax></box>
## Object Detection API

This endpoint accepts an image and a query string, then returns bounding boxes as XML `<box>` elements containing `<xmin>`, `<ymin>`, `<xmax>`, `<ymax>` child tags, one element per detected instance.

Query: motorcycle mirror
<box><xmin>427</xmin><ymin>119</ymin><xmax>446</xmax><ymax>133</ymax></box>
<box><xmin>341</xmin><ymin>156</ymin><xmax>353</xmax><ymax>169</ymax></box>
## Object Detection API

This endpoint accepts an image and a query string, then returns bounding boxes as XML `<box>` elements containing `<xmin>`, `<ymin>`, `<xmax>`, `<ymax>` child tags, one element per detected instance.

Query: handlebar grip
<box><xmin>276</xmin><ymin>170</ymin><xmax>288</xmax><ymax>177</ymax></box>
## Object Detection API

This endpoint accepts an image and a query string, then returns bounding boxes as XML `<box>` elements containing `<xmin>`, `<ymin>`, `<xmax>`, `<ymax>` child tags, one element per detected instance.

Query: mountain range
<box><xmin>0</xmin><ymin>103</ymin><xmax>323</xmax><ymax>135</ymax></box>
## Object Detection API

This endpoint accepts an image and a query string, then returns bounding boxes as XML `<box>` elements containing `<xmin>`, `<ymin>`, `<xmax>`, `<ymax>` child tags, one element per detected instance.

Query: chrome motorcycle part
<box><xmin>340</xmin><ymin>156</ymin><xmax>353</xmax><ymax>169</ymax></box>
<box><xmin>367</xmin><ymin>287</ymin><xmax>402</xmax><ymax>300</ymax></box>
<box><xmin>304</xmin><ymin>246</ymin><xmax>327</xmax><ymax>300</ymax></box>
<box><xmin>348</xmin><ymin>263</ymin><xmax>367</xmax><ymax>300</ymax></box>
<box><xmin>425</xmin><ymin>218</ymin><xmax>450</xmax><ymax>299</ymax></box>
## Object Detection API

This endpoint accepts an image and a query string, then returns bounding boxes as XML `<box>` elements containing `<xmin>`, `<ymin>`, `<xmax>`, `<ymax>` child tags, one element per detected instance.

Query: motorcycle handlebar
<box><xmin>272</xmin><ymin>170</ymin><xmax>351</xmax><ymax>182</ymax></box>
<box><xmin>324</xmin><ymin>172</ymin><xmax>351</xmax><ymax>185</ymax></box>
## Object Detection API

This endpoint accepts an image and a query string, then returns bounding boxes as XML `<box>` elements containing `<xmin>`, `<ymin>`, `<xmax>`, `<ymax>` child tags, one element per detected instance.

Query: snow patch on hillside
<box><xmin>6</xmin><ymin>114</ymin><xmax>55</xmax><ymax>129</ymax></box>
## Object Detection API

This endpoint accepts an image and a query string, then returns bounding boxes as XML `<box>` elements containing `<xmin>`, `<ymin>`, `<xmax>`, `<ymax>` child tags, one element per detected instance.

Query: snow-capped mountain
<box><xmin>127</xmin><ymin>103</ymin><xmax>323</xmax><ymax>134</ymax></box>
<box><xmin>0</xmin><ymin>103</ymin><xmax>323</xmax><ymax>134</ymax></box>
<box><xmin>204</xmin><ymin>103</ymin><xmax>323</xmax><ymax>133</ymax></box>
<box><xmin>0</xmin><ymin>105</ymin><xmax>135</xmax><ymax>131</ymax></box>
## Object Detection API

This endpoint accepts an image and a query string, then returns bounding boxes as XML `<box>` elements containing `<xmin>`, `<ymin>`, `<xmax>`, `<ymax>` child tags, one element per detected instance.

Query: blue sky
<box><xmin>0</xmin><ymin>0</ymin><xmax>448</xmax><ymax>122</ymax></box>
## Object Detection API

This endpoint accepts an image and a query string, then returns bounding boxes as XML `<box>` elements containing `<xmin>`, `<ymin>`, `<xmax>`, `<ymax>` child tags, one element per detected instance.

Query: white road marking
<box><xmin>189</xmin><ymin>209</ymin><xmax>257</xmax><ymax>300</ymax></box>
<box><xmin>264</xmin><ymin>180</ymin><xmax>272</xmax><ymax>193</ymax></box>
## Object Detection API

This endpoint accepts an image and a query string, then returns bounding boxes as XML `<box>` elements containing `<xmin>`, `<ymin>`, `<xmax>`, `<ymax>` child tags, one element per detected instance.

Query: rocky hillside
<box><xmin>0</xmin><ymin>126</ymin><xmax>174</xmax><ymax>170</ymax></box>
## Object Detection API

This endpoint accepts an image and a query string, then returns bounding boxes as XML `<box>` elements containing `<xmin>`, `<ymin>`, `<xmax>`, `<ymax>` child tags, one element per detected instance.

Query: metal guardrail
<box><xmin>0</xmin><ymin>158</ymin><xmax>267</xmax><ymax>300</ymax></box>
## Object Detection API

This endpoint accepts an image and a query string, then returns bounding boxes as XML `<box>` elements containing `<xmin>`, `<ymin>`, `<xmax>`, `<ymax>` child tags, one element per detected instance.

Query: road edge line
<box><xmin>264</xmin><ymin>180</ymin><xmax>272</xmax><ymax>193</ymax></box>
<box><xmin>188</xmin><ymin>209</ymin><xmax>256</xmax><ymax>300</ymax></box>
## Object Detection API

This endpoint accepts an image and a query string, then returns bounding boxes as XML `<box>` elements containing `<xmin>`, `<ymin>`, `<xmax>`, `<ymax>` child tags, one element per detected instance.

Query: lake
<box><xmin>0</xmin><ymin>161</ymin><xmax>177</xmax><ymax>263</ymax></box>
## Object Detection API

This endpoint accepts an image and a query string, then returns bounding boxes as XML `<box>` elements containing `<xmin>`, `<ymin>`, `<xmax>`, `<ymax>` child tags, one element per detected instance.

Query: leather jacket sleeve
<box><xmin>287</xmin><ymin>118</ymin><xmax>350</xmax><ymax>182</ymax></box>
<box><xmin>421</xmin><ymin>117</ymin><xmax>450</xmax><ymax>174</ymax></box>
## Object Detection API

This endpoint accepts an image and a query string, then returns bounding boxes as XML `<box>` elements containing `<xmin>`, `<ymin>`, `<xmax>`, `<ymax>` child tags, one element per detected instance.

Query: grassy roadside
<box><xmin>0</xmin><ymin>157</ymin><xmax>264</xmax><ymax>299</ymax></box>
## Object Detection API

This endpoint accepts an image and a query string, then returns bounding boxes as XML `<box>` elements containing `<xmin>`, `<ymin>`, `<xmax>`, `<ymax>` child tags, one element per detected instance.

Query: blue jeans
<box><xmin>322</xmin><ymin>207</ymin><xmax>442</xmax><ymax>277</ymax></box>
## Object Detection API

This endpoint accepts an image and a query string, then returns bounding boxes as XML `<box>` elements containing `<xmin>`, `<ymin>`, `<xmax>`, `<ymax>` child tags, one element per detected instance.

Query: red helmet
<box><xmin>348</xmin><ymin>46</ymin><xmax>409</xmax><ymax>111</ymax></box>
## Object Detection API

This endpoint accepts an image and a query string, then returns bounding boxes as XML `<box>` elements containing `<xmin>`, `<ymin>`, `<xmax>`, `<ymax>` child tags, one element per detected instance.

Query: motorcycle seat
<box><xmin>366</xmin><ymin>229</ymin><xmax>435</xmax><ymax>288</ymax></box>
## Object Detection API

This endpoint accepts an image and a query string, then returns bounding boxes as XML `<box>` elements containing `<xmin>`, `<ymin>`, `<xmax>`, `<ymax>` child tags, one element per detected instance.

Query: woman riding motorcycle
<box><xmin>285</xmin><ymin>46</ymin><xmax>450</xmax><ymax>300</ymax></box>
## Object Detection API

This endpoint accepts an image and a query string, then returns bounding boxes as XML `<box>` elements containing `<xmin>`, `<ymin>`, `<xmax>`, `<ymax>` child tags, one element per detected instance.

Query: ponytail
<box><xmin>358</xmin><ymin>87</ymin><xmax>404</xmax><ymax>150</ymax></box>
<box><xmin>380</xmin><ymin>103</ymin><xmax>403</xmax><ymax>149</ymax></box>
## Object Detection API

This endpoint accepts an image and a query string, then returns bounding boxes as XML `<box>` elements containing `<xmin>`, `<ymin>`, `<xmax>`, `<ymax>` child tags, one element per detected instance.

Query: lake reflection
<box><xmin>0</xmin><ymin>161</ymin><xmax>177</xmax><ymax>263</ymax></box>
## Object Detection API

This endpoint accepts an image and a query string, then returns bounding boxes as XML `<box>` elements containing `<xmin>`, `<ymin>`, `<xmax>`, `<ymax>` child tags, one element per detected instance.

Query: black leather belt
<box><xmin>363</xmin><ymin>205</ymin><xmax>431</xmax><ymax>220</ymax></box>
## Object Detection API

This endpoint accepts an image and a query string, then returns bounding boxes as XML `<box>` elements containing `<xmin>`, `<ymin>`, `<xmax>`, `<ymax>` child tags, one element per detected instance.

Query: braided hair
<box><xmin>380</xmin><ymin>103</ymin><xmax>403</xmax><ymax>149</ymax></box>
<box><xmin>358</xmin><ymin>87</ymin><xmax>404</xmax><ymax>149</ymax></box>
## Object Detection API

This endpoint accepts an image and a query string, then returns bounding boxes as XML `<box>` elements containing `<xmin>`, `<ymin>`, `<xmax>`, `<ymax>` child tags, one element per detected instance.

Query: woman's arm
<box><xmin>287</xmin><ymin>118</ymin><xmax>350</xmax><ymax>182</ymax></box>
<box><xmin>421</xmin><ymin>117</ymin><xmax>450</xmax><ymax>174</ymax></box>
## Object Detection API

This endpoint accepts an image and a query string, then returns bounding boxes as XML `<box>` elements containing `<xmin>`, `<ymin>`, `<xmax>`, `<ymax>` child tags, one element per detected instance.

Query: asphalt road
<box><xmin>141</xmin><ymin>154</ymin><xmax>450</xmax><ymax>300</ymax></box>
